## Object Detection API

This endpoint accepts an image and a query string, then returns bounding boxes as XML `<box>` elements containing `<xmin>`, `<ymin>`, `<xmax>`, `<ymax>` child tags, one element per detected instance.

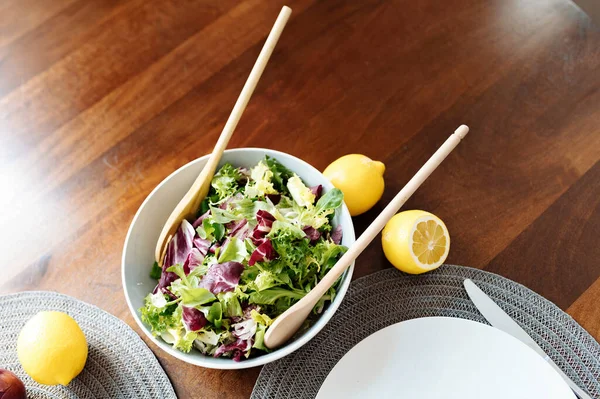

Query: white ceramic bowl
<box><xmin>122</xmin><ymin>148</ymin><xmax>355</xmax><ymax>369</ymax></box>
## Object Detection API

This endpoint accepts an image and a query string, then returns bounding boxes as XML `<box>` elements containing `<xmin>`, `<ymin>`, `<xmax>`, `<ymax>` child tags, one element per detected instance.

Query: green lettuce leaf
<box><xmin>268</xmin><ymin>221</ymin><xmax>311</xmax><ymax>276</ymax></box>
<box><xmin>160</xmin><ymin>318</ymin><xmax>198</xmax><ymax>353</ymax></box>
<box><xmin>229</xmin><ymin>197</ymin><xmax>277</xmax><ymax>221</ymax></box>
<box><xmin>199</xmin><ymin>198</ymin><xmax>211</xmax><ymax>215</ymax></box>
<box><xmin>211</xmin><ymin>163</ymin><xmax>242</xmax><ymax>202</ymax></box>
<box><xmin>187</xmin><ymin>254</ymin><xmax>217</xmax><ymax>279</ymax></box>
<box><xmin>196</xmin><ymin>329</ymin><xmax>221</xmax><ymax>346</ymax></box>
<box><xmin>249</xmin><ymin>287</ymin><xmax>307</xmax><ymax>305</ymax></box>
<box><xmin>295</xmin><ymin>188</ymin><xmax>344</xmax><ymax>230</ymax></box>
<box><xmin>268</xmin><ymin>220</ymin><xmax>306</xmax><ymax>240</ymax></box>
<box><xmin>205</xmin><ymin>302</ymin><xmax>223</xmax><ymax>329</ymax></box>
<box><xmin>245</xmin><ymin>161</ymin><xmax>278</xmax><ymax>198</ymax></box>
<box><xmin>140</xmin><ymin>293</ymin><xmax>179</xmax><ymax>335</ymax></box>
<box><xmin>149</xmin><ymin>261</ymin><xmax>162</xmax><ymax>280</ymax></box>
<box><xmin>311</xmin><ymin>240</ymin><xmax>348</xmax><ymax>277</ymax></box>
<box><xmin>179</xmin><ymin>286</ymin><xmax>216</xmax><ymax>307</ymax></box>
<box><xmin>240</xmin><ymin>264</ymin><xmax>260</xmax><ymax>285</ymax></box>
<box><xmin>209</xmin><ymin>206</ymin><xmax>239</xmax><ymax>224</ymax></box>
<box><xmin>315</xmin><ymin>188</ymin><xmax>344</xmax><ymax>213</ymax></box>
<box><xmin>252</xmin><ymin>270</ymin><xmax>281</xmax><ymax>291</ymax></box>
<box><xmin>253</xmin><ymin>324</ymin><xmax>268</xmax><ymax>351</ymax></box>
<box><xmin>166</xmin><ymin>264</ymin><xmax>190</xmax><ymax>286</ymax></box>
<box><xmin>251</xmin><ymin>309</ymin><xmax>273</xmax><ymax>326</ymax></box>
<box><xmin>249</xmin><ymin>269</ymin><xmax>292</xmax><ymax>292</ymax></box>
<box><xmin>218</xmin><ymin>291</ymin><xmax>243</xmax><ymax>318</ymax></box>
<box><xmin>217</xmin><ymin>237</ymin><xmax>248</xmax><ymax>263</ymax></box>
<box><xmin>196</xmin><ymin>218</ymin><xmax>225</xmax><ymax>241</ymax></box>
<box><xmin>265</xmin><ymin>155</ymin><xmax>294</xmax><ymax>193</ymax></box>
<box><xmin>286</xmin><ymin>174</ymin><xmax>315</xmax><ymax>207</ymax></box>
<box><xmin>174</xmin><ymin>330</ymin><xmax>198</xmax><ymax>352</ymax></box>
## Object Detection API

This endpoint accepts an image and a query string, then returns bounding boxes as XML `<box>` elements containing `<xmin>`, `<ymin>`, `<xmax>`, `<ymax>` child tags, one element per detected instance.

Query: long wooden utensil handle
<box><xmin>204</xmin><ymin>5</ymin><xmax>292</xmax><ymax>177</ymax></box>
<box><xmin>264</xmin><ymin>125</ymin><xmax>470</xmax><ymax>348</ymax></box>
<box><xmin>305</xmin><ymin>125</ymin><xmax>469</xmax><ymax>302</ymax></box>
<box><xmin>155</xmin><ymin>6</ymin><xmax>292</xmax><ymax>263</ymax></box>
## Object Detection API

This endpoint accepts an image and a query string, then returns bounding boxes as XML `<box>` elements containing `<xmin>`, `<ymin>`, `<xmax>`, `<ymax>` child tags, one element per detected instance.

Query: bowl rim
<box><xmin>122</xmin><ymin>147</ymin><xmax>355</xmax><ymax>369</ymax></box>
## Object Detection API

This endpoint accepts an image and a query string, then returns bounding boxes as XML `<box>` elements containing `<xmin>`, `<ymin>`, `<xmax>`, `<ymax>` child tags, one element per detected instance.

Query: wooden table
<box><xmin>1</xmin><ymin>0</ymin><xmax>599</xmax><ymax>397</ymax></box>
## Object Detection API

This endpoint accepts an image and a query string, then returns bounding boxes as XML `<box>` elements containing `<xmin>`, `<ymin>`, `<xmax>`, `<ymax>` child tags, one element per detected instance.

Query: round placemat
<box><xmin>0</xmin><ymin>291</ymin><xmax>176</xmax><ymax>399</ymax></box>
<box><xmin>251</xmin><ymin>265</ymin><xmax>600</xmax><ymax>398</ymax></box>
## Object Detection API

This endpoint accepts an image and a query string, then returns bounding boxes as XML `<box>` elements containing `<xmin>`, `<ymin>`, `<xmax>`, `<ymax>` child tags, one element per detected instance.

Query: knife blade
<box><xmin>463</xmin><ymin>279</ymin><xmax>592</xmax><ymax>399</ymax></box>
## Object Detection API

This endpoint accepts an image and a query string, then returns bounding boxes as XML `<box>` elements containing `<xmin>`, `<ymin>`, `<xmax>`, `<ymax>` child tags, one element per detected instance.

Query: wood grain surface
<box><xmin>1</xmin><ymin>0</ymin><xmax>599</xmax><ymax>397</ymax></box>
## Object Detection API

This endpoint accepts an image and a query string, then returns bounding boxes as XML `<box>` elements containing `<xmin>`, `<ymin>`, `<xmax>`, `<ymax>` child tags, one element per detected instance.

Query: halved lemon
<box><xmin>381</xmin><ymin>210</ymin><xmax>450</xmax><ymax>274</ymax></box>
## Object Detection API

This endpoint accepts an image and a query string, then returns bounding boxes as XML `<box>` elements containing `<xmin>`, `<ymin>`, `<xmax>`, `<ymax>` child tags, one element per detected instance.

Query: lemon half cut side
<box><xmin>382</xmin><ymin>210</ymin><xmax>450</xmax><ymax>274</ymax></box>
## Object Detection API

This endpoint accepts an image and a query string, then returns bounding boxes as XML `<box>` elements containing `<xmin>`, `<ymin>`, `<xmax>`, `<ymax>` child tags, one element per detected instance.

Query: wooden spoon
<box><xmin>263</xmin><ymin>125</ymin><xmax>470</xmax><ymax>349</ymax></box>
<box><xmin>155</xmin><ymin>6</ymin><xmax>292</xmax><ymax>265</ymax></box>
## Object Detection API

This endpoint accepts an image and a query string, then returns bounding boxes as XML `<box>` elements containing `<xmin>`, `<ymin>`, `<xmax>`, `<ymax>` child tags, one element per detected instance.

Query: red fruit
<box><xmin>0</xmin><ymin>369</ymin><xmax>26</xmax><ymax>399</ymax></box>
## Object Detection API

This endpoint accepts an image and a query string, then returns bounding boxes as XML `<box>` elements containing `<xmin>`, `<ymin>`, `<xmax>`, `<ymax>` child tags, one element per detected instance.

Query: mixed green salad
<box><xmin>140</xmin><ymin>156</ymin><xmax>347</xmax><ymax>361</ymax></box>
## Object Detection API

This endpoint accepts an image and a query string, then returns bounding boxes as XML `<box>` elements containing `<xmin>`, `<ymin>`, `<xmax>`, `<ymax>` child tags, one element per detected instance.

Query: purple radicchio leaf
<box><xmin>331</xmin><ymin>224</ymin><xmax>343</xmax><ymax>245</ymax></box>
<box><xmin>266</xmin><ymin>194</ymin><xmax>281</xmax><ymax>205</ymax></box>
<box><xmin>225</xmin><ymin>219</ymin><xmax>238</xmax><ymax>230</ymax></box>
<box><xmin>214</xmin><ymin>338</ymin><xmax>253</xmax><ymax>362</ymax></box>
<box><xmin>183</xmin><ymin>248</ymin><xmax>205</xmax><ymax>275</ymax></box>
<box><xmin>227</xmin><ymin>219</ymin><xmax>249</xmax><ymax>240</ymax></box>
<box><xmin>251</xmin><ymin>210</ymin><xmax>275</xmax><ymax>245</ymax></box>
<box><xmin>234</xmin><ymin>226</ymin><xmax>250</xmax><ymax>241</ymax></box>
<box><xmin>155</xmin><ymin>272</ymin><xmax>178</xmax><ymax>296</ymax></box>
<box><xmin>303</xmin><ymin>226</ymin><xmax>321</xmax><ymax>244</ymax></box>
<box><xmin>156</xmin><ymin>219</ymin><xmax>195</xmax><ymax>293</ymax></box>
<box><xmin>232</xmin><ymin>318</ymin><xmax>257</xmax><ymax>341</ymax></box>
<box><xmin>164</xmin><ymin>219</ymin><xmax>195</xmax><ymax>268</ymax></box>
<box><xmin>209</xmin><ymin>242</ymin><xmax>221</xmax><ymax>254</ymax></box>
<box><xmin>248</xmin><ymin>239</ymin><xmax>277</xmax><ymax>266</ymax></box>
<box><xmin>233</xmin><ymin>351</ymin><xmax>244</xmax><ymax>362</ymax></box>
<box><xmin>219</xmin><ymin>193</ymin><xmax>243</xmax><ymax>210</ymax></box>
<box><xmin>182</xmin><ymin>306</ymin><xmax>208</xmax><ymax>331</ymax></box>
<box><xmin>238</xmin><ymin>167</ymin><xmax>250</xmax><ymax>184</ymax></box>
<box><xmin>162</xmin><ymin>287</ymin><xmax>177</xmax><ymax>300</ymax></box>
<box><xmin>199</xmin><ymin>261</ymin><xmax>244</xmax><ymax>294</ymax></box>
<box><xmin>193</xmin><ymin>237</ymin><xmax>211</xmax><ymax>256</ymax></box>
<box><xmin>192</xmin><ymin>210</ymin><xmax>210</xmax><ymax>229</ymax></box>
<box><xmin>310</xmin><ymin>185</ymin><xmax>323</xmax><ymax>202</ymax></box>
<box><xmin>243</xmin><ymin>304</ymin><xmax>260</xmax><ymax>318</ymax></box>
<box><xmin>153</xmin><ymin>284</ymin><xmax>177</xmax><ymax>300</ymax></box>
<box><xmin>231</xmin><ymin>304</ymin><xmax>260</xmax><ymax>324</ymax></box>
<box><xmin>220</xmin><ymin>237</ymin><xmax>231</xmax><ymax>252</ymax></box>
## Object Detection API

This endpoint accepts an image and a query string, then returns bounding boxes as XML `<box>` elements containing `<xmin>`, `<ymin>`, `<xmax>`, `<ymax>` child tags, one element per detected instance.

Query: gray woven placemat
<box><xmin>252</xmin><ymin>265</ymin><xmax>600</xmax><ymax>398</ymax></box>
<box><xmin>0</xmin><ymin>291</ymin><xmax>176</xmax><ymax>399</ymax></box>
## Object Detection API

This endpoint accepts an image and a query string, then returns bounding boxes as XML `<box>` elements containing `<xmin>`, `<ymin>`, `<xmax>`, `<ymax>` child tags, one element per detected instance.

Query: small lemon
<box><xmin>323</xmin><ymin>154</ymin><xmax>385</xmax><ymax>216</ymax></box>
<box><xmin>17</xmin><ymin>311</ymin><xmax>88</xmax><ymax>386</ymax></box>
<box><xmin>382</xmin><ymin>210</ymin><xmax>450</xmax><ymax>274</ymax></box>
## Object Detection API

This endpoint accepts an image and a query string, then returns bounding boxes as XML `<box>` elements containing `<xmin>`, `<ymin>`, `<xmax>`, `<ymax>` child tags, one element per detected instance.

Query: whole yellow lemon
<box><xmin>323</xmin><ymin>154</ymin><xmax>385</xmax><ymax>216</ymax></box>
<box><xmin>17</xmin><ymin>311</ymin><xmax>88</xmax><ymax>386</ymax></box>
<box><xmin>382</xmin><ymin>210</ymin><xmax>450</xmax><ymax>274</ymax></box>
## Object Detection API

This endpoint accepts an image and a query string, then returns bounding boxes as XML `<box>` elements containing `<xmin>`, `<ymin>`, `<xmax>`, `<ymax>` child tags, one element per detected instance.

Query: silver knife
<box><xmin>463</xmin><ymin>279</ymin><xmax>593</xmax><ymax>399</ymax></box>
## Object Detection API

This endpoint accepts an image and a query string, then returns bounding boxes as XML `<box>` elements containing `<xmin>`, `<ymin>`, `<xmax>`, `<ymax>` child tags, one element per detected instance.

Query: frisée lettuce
<box><xmin>140</xmin><ymin>156</ymin><xmax>347</xmax><ymax>361</ymax></box>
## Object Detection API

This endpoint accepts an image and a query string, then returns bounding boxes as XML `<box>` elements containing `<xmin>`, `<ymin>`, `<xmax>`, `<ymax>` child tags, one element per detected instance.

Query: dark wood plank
<box><xmin>0</xmin><ymin>0</ymin><xmax>239</xmax><ymax>161</ymax></box>
<box><xmin>485</xmin><ymin>161</ymin><xmax>600</xmax><ymax>309</ymax></box>
<box><xmin>568</xmin><ymin>277</ymin><xmax>600</xmax><ymax>342</ymax></box>
<box><xmin>0</xmin><ymin>0</ymin><xmax>135</xmax><ymax>97</ymax></box>
<box><xmin>351</xmin><ymin>0</ymin><xmax>600</xmax><ymax>278</ymax></box>
<box><xmin>0</xmin><ymin>0</ymin><xmax>77</xmax><ymax>48</ymax></box>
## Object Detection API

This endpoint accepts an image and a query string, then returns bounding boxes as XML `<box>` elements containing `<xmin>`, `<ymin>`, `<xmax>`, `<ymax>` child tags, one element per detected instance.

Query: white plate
<box><xmin>317</xmin><ymin>317</ymin><xmax>575</xmax><ymax>398</ymax></box>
